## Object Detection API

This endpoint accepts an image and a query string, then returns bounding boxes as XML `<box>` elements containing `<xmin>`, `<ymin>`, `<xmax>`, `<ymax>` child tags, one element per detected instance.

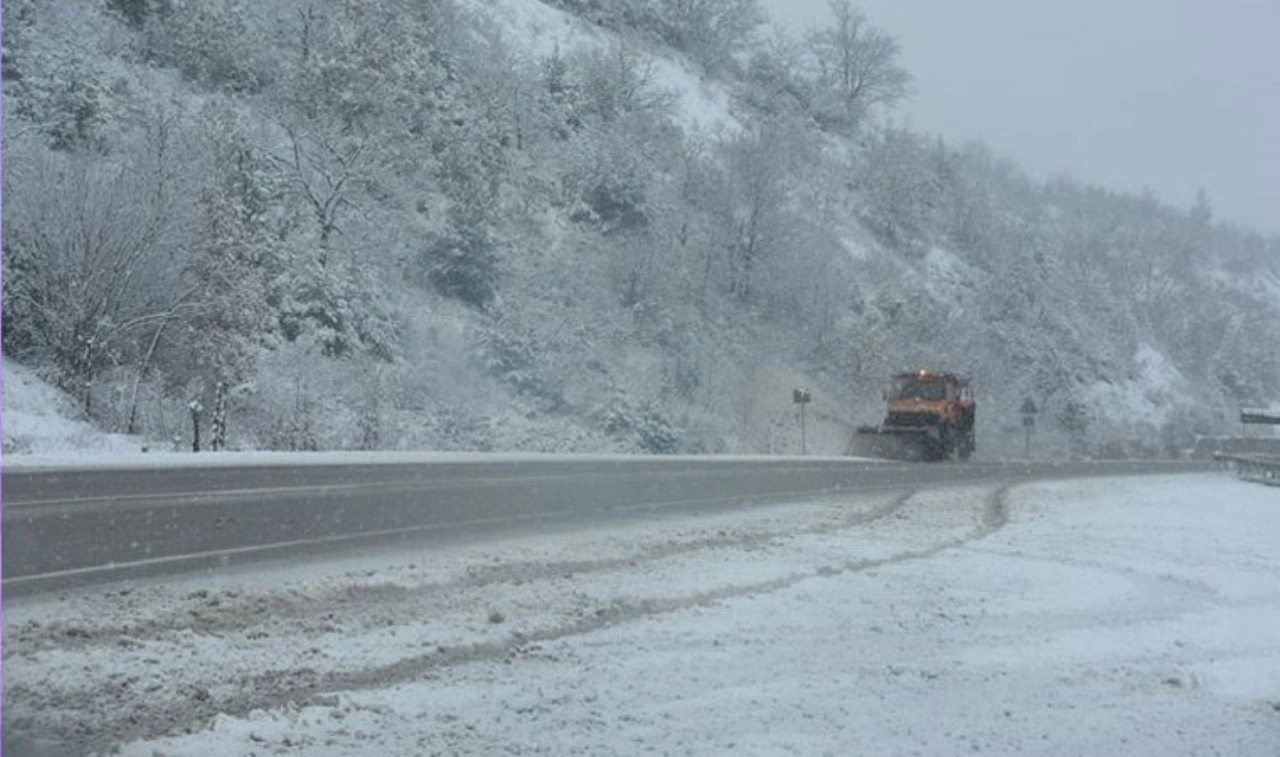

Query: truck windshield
<box><xmin>896</xmin><ymin>381</ymin><xmax>945</xmax><ymax>400</ymax></box>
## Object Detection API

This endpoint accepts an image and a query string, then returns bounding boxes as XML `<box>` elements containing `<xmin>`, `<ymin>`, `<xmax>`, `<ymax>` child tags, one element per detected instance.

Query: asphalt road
<box><xmin>2</xmin><ymin>456</ymin><xmax>1213</xmax><ymax>595</ymax></box>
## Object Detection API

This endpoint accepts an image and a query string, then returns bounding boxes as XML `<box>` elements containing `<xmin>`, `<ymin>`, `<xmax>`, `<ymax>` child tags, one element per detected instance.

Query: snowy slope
<box><xmin>1083</xmin><ymin>344</ymin><xmax>1195</xmax><ymax>431</ymax></box>
<box><xmin>465</xmin><ymin>0</ymin><xmax>588</xmax><ymax>58</ymax></box>
<box><xmin>462</xmin><ymin>0</ymin><xmax>739</xmax><ymax>135</ymax></box>
<box><xmin>1</xmin><ymin>358</ymin><xmax>146</xmax><ymax>456</ymax></box>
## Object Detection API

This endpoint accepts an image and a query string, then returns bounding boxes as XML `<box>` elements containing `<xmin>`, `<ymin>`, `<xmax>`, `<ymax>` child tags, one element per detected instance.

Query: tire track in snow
<box><xmin>116</xmin><ymin>487</ymin><xmax>1008</xmax><ymax>749</ymax></box>
<box><xmin>8</xmin><ymin>490</ymin><xmax>922</xmax><ymax>752</ymax></box>
<box><xmin>7</xmin><ymin>490</ymin><xmax>915</xmax><ymax>654</ymax></box>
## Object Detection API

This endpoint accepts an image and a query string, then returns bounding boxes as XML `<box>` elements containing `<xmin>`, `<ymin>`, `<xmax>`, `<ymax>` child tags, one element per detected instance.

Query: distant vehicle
<box><xmin>852</xmin><ymin>370</ymin><xmax>976</xmax><ymax>462</ymax></box>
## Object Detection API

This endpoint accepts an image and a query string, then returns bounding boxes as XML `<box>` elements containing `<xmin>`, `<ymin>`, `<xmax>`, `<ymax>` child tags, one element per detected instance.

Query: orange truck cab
<box><xmin>881</xmin><ymin>370</ymin><xmax>976</xmax><ymax>461</ymax></box>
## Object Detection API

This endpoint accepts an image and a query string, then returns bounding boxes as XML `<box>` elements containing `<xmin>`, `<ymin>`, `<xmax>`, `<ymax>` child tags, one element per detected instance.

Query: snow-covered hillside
<box><xmin>462</xmin><ymin>0</ymin><xmax>740</xmax><ymax>136</ymax></box>
<box><xmin>2</xmin><ymin>359</ymin><xmax>146</xmax><ymax>456</ymax></box>
<box><xmin>3</xmin><ymin>0</ymin><xmax>1277</xmax><ymax>459</ymax></box>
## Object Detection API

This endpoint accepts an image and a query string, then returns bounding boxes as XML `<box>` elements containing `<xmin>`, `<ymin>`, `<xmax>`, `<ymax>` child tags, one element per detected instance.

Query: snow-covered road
<box><xmin>5</xmin><ymin>474</ymin><xmax>1278</xmax><ymax>755</ymax></box>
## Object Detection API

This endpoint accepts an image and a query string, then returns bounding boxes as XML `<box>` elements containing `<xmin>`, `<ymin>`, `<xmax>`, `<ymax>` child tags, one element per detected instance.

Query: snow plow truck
<box><xmin>851</xmin><ymin>370</ymin><xmax>976</xmax><ymax>462</ymax></box>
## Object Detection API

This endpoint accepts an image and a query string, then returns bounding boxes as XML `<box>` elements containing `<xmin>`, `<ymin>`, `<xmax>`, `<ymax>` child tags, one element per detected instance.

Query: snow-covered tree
<box><xmin>1057</xmin><ymin>399</ymin><xmax>1091</xmax><ymax>455</ymax></box>
<box><xmin>187</xmin><ymin>188</ymin><xmax>271</xmax><ymax>387</ymax></box>
<box><xmin>742</xmin><ymin>27</ymin><xmax>814</xmax><ymax>116</ymax></box>
<box><xmin>807</xmin><ymin>0</ymin><xmax>911</xmax><ymax>129</ymax></box>
<box><xmin>2</xmin><ymin>140</ymin><xmax>192</xmax><ymax>411</ymax></box>
<box><xmin>855</xmin><ymin>126</ymin><xmax>945</xmax><ymax>257</ymax></box>
<box><xmin>717</xmin><ymin>119</ymin><xmax>801</xmax><ymax>302</ymax></box>
<box><xmin>139</xmin><ymin>0</ymin><xmax>270</xmax><ymax>94</ymax></box>
<box><xmin>652</xmin><ymin>0</ymin><xmax>764</xmax><ymax>70</ymax></box>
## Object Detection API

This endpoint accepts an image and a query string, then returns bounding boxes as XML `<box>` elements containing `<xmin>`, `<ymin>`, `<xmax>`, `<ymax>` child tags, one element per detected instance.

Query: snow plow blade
<box><xmin>850</xmin><ymin>426</ymin><xmax>946</xmax><ymax>462</ymax></box>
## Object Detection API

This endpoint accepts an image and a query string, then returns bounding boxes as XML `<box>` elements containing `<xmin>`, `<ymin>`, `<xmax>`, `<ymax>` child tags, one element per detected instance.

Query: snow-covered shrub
<box><xmin>478</xmin><ymin>324</ymin><xmax>566</xmax><ymax>413</ymax></box>
<box><xmin>596</xmin><ymin>396</ymin><xmax>681</xmax><ymax>454</ymax></box>
<box><xmin>271</xmin><ymin>258</ymin><xmax>403</xmax><ymax>362</ymax></box>
<box><xmin>139</xmin><ymin>1</ymin><xmax>270</xmax><ymax>94</ymax></box>
<box><xmin>417</xmin><ymin>222</ymin><xmax>501</xmax><ymax>309</ymax></box>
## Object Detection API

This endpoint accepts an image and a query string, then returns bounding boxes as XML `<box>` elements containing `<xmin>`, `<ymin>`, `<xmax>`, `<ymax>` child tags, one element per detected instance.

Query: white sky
<box><xmin>764</xmin><ymin>0</ymin><xmax>1280</xmax><ymax>235</ymax></box>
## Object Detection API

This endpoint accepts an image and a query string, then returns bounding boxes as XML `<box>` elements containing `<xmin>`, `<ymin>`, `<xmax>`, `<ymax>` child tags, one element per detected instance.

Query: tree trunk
<box><xmin>127</xmin><ymin>316</ymin><xmax>172</xmax><ymax>435</ymax></box>
<box><xmin>211</xmin><ymin>381</ymin><xmax>228</xmax><ymax>451</ymax></box>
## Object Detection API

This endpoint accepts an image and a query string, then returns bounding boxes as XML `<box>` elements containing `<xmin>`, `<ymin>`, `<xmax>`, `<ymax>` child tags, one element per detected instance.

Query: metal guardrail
<box><xmin>1214</xmin><ymin>452</ymin><xmax>1280</xmax><ymax>486</ymax></box>
<box><xmin>1192</xmin><ymin>436</ymin><xmax>1280</xmax><ymax>459</ymax></box>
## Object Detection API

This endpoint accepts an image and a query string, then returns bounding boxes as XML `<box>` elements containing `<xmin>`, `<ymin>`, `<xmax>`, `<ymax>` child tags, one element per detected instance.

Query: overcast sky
<box><xmin>764</xmin><ymin>0</ymin><xmax>1280</xmax><ymax>235</ymax></box>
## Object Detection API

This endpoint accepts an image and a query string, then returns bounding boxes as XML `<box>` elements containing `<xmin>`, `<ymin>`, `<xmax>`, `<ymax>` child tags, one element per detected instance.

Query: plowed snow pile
<box><xmin>4</xmin><ymin>475</ymin><xmax>1278</xmax><ymax>755</ymax></box>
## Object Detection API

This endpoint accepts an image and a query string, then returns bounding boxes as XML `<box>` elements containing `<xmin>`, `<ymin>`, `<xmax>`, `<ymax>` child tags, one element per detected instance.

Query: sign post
<box><xmin>1020</xmin><ymin>397</ymin><xmax>1038</xmax><ymax>460</ymax></box>
<box><xmin>793</xmin><ymin>388</ymin><xmax>812</xmax><ymax>456</ymax></box>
